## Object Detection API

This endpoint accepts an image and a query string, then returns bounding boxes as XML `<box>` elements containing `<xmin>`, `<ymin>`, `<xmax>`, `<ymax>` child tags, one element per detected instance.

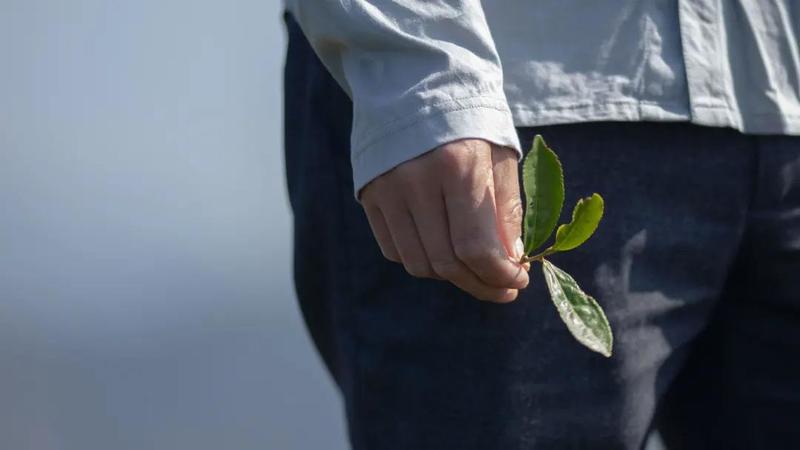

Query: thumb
<box><xmin>491</xmin><ymin>145</ymin><xmax>526</xmax><ymax>266</ymax></box>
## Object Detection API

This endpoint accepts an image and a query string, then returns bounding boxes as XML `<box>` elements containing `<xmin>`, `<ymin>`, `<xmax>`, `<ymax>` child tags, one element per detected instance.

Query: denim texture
<box><xmin>283</xmin><ymin>12</ymin><xmax>800</xmax><ymax>450</ymax></box>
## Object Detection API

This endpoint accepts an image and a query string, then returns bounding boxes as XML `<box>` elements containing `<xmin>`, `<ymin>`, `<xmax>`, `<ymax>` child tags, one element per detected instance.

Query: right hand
<box><xmin>359</xmin><ymin>138</ymin><xmax>530</xmax><ymax>303</ymax></box>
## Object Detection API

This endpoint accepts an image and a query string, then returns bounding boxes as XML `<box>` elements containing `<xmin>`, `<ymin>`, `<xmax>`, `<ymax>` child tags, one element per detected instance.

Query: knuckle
<box><xmin>359</xmin><ymin>189</ymin><xmax>377</xmax><ymax>207</ymax></box>
<box><xmin>453</xmin><ymin>238</ymin><xmax>493</xmax><ymax>264</ymax></box>
<box><xmin>392</xmin><ymin>159</ymin><xmax>418</xmax><ymax>179</ymax></box>
<box><xmin>430</xmin><ymin>258</ymin><xmax>461</xmax><ymax>279</ymax></box>
<box><xmin>394</xmin><ymin>153</ymin><xmax>437</xmax><ymax>184</ymax></box>
<box><xmin>392</xmin><ymin>164</ymin><xmax>433</xmax><ymax>199</ymax></box>
<box><xmin>503</xmin><ymin>197</ymin><xmax>524</xmax><ymax>225</ymax></box>
<box><xmin>381</xmin><ymin>249</ymin><xmax>401</xmax><ymax>263</ymax></box>
<box><xmin>361</xmin><ymin>181</ymin><xmax>391</xmax><ymax>206</ymax></box>
<box><xmin>404</xmin><ymin>262</ymin><xmax>432</xmax><ymax>278</ymax></box>
<box><xmin>434</xmin><ymin>146</ymin><xmax>471</xmax><ymax>174</ymax></box>
<box><xmin>367</xmin><ymin>170</ymin><xmax>390</xmax><ymax>188</ymax></box>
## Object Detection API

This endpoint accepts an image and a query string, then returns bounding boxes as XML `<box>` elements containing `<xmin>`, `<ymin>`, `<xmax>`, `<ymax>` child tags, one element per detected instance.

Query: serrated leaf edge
<box><xmin>541</xmin><ymin>259</ymin><xmax>613</xmax><ymax>357</ymax></box>
<box><xmin>522</xmin><ymin>135</ymin><xmax>565</xmax><ymax>255</ymax></box>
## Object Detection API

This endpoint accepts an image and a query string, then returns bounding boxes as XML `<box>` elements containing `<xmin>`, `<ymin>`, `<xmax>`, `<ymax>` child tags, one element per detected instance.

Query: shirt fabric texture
<box><xmin>284</xmin><ymin>0</ymin><xmax>800</xmax><ymax>201</ymax></box>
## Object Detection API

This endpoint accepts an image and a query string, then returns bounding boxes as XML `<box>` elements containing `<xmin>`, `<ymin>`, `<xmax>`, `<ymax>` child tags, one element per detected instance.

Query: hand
<box><xmin>359</xmin><ymin>139</ymin><xmax>530</xmax><ymax>303</ymax></box>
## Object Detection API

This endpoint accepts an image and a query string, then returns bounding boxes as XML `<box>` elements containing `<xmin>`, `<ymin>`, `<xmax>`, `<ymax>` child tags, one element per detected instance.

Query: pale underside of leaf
<box><xmin>551</xmin><ymin>193</ymin><xmax>604</xmax><ymax>252</ymax></box>
<box><xmin>541</xmin><ymin>259</ymin><xmax>613</xmax><ymax>357</ymax></box>
<box><xmin>522</xmin><ymin>135</ymin><xmax>564</xmax><ymax>255</ymax></box>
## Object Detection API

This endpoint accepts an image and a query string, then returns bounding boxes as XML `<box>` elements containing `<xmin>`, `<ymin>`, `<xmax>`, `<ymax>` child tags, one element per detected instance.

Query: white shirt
<box><xmin>285</xmin><ymin>0</ymin><xmax>800</xmax><ymax>200</ymax></box>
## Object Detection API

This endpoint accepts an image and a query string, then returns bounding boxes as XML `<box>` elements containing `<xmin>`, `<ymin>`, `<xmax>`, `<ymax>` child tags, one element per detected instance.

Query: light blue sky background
<box><xmin>0</xmin><ymin>1</ymin><xmax>348</xmax><ymax>448</ymax></box>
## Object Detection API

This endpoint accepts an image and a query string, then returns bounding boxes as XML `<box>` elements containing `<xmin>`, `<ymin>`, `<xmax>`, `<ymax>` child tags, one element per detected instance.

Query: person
<box><xmin>281</xmin><ymin>1</ymin><xmax>800</xmax><ymax>449</ymax></box>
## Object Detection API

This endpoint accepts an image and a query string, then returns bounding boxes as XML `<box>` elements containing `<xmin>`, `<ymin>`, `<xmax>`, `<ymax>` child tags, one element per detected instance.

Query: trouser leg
<box><xmin>655</xmin><ymin>134</ymin><xmax>800</xmax><ymax>450</ymax></box>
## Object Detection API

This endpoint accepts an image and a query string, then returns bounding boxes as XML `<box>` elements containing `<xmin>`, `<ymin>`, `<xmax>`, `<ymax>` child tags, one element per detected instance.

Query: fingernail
<box><xmin>514</xmin><ymin>237</ymin><xmax>524</xmax><ymax>260</ymax></box>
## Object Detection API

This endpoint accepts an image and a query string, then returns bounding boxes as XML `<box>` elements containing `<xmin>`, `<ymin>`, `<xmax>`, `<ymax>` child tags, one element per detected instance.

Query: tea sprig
<box><xmin>519</xmin><ymin>135</ymin><xmax>613</xmax><ymax>357</ymax></box>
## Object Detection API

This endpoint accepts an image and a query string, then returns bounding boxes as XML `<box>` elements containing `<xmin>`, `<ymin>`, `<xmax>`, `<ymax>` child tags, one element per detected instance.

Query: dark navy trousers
<box><xmin>283</xmin><ymin>12</ymin><xmax>800</xmax><ymax>450</ymax></box>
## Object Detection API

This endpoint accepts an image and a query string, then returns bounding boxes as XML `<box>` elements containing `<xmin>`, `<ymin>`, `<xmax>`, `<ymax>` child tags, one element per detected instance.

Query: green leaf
<box><xmin>522</xmin><ymin>135</ymin><xmax>564</xmax><ymax>255</ymax></box>
<box><xmin>550</xmin><ymin>193</ymin><xmax>604</xmax><ymax>252</ymax></box>
<box><xmin>541</xmin><ymin>259</ymin><xmax>613</xmax><ymax>357</ymax></box>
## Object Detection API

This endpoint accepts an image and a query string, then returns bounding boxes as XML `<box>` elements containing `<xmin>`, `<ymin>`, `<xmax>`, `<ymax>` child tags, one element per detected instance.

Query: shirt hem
<box><xmin>509</xmin><ymin>100</ymin><xmax>800</xmax><ymax>135</ymax></box>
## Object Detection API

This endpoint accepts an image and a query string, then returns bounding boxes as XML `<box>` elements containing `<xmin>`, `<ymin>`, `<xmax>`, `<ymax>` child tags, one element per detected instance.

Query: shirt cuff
<box><xmin>351</xmin><ymin>96</ymin><xmax>522</xmax><ymax>203</ymax></box>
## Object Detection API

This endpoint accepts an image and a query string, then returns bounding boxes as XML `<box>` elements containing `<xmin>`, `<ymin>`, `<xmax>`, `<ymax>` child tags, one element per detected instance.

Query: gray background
<box><xmin>1</xmin><ymin>1</ymin><xmax>349</xmax><ymax>449</ymax></box>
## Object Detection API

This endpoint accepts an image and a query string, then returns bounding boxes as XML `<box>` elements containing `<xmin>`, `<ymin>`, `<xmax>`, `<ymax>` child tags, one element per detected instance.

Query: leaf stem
<box><xmin>519</xmin><ymin>248</ymin><xmax>556</xmax><ymax>264</ymax></box>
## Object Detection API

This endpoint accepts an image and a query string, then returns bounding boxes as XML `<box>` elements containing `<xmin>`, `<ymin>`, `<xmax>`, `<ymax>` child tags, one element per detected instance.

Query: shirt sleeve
<box><xmin>286</xmin><ymin>0</ymin><xmax>522</xmax><ymax>202</ymax></box>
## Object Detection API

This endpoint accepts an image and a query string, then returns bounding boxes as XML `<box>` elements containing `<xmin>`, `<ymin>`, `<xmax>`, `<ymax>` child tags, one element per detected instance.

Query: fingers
<box><xmin>359</xmin><ymin>138</ymin><xmax>530</xmax><ymax>303</ymax></box>
<box><xmin>491</xmin><ymin>145</ymin><xmax>526</xmax><ymax>264</ymax></box>
<box><xmin>407</xmin><ymin>183</ymin><xmax>518</xmax><ymax>302</ymax></box>
<box><xmin>380</xmin><ymin>203</ymin><xmax>439</xmax><ymax>279</ymax></box>
<box><xmin>363</xmin><ymin>205</ymin><xmax>400</xmax><ymax>262</ymax></box>
<box><xmin>440</xmin><ymin>141</ymin><xmax>529</xmax><ymax>290</ymax></box>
